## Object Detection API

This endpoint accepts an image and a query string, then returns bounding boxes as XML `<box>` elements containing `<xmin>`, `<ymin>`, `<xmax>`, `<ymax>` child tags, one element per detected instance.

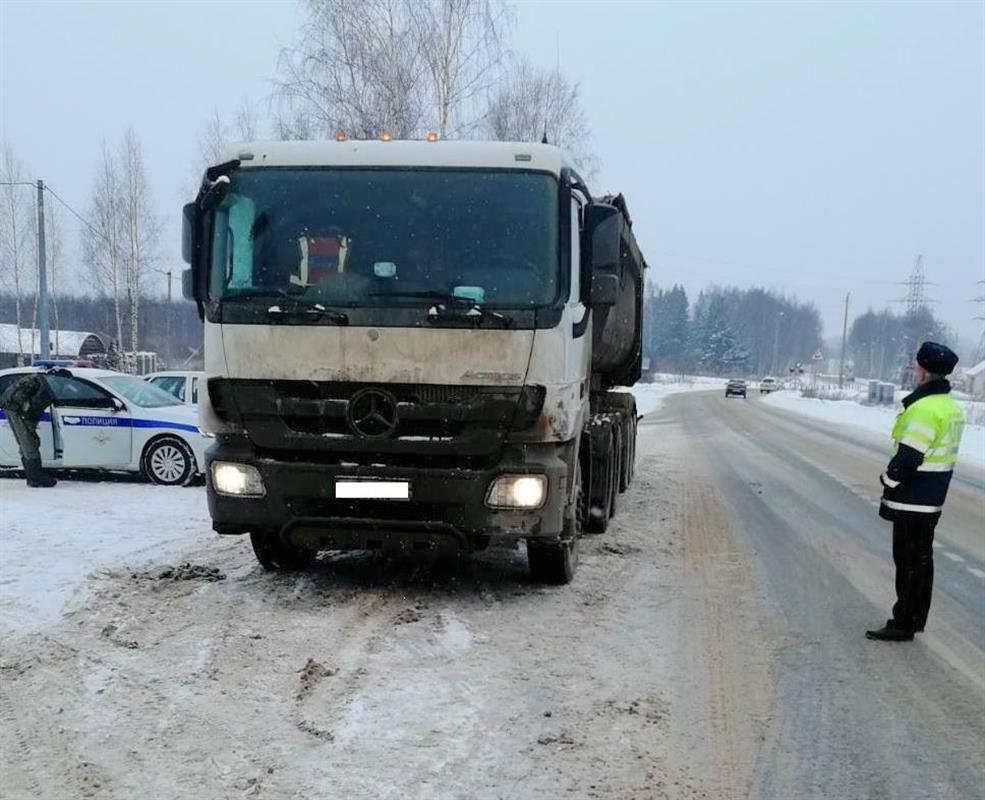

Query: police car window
<box><xmin>151</xmin><ymin>376</ymin><xmax>185</xmax><ymax>400</ymax></box>
<box><xmin>0</xmin><ymin>375</ymin><xmax>18</xmax><ymax>395</ymax></box>
<box><xmin>46</xmin><ymin>376</ymin><xmax>114</xmax><ymax>406</ymax></box>
<box><xmin>191</xmin><ymin>378</ymin><xmax>199</xmax><ymax>404</ymax></box>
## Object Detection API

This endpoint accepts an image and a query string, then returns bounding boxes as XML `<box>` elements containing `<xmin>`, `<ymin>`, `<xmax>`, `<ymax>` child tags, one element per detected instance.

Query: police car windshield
<box><xmin>101</xmin><ymin>376</ymin><xmax>181</xmax><ymax>408</ymax></box>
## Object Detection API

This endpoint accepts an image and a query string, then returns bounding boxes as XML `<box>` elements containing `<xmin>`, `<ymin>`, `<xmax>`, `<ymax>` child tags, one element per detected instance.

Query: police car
<box><xmin>0</xmin><ymin>365</ymin><xmax>211</xmax><ymax>485</ymax></box>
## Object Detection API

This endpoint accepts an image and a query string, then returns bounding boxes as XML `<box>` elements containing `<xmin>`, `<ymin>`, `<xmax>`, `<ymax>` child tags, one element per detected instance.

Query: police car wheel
<box><xmin>143</xmin><ymin>437</ymin><xmax>195</xmax><ymax>486</ymax></box>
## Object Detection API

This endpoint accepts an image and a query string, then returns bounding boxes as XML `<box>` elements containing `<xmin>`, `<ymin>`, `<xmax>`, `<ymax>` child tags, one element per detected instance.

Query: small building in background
<box><xmin>131</xmin><ymin>351</ymin><xmax>158</xmax><ymax>375</ymax></box>
<box><xmin>0</xmin><ymin>324</ymin><xmax>107</xmax><ymax>368</ymax></box>
<box><xmin>965</xmin><ymin>360</ymin><xmax>985</xmax><ymax>399</ymax></box>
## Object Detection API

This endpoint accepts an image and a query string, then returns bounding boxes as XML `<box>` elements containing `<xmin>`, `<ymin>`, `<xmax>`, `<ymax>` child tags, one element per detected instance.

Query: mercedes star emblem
<box><xmin>346</xmin><ymin>388</ymin><xmax>399</xmax><ymax>439</ymax></box>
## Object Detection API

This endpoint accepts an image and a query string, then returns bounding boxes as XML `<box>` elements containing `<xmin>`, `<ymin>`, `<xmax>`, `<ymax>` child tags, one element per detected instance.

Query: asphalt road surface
<box><xmin>1</xmin><ymin>389</ymin><xmax>982</xmax><ymax>799</ymax></box>
<box><xmin>674</xmin><ymin>390</ymin><xmax>985</xmax><ymax>800</ymax></box>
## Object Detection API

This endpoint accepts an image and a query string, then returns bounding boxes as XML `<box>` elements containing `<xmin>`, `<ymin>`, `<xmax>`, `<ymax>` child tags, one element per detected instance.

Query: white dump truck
<box><xmin>182</xmin><ymin>140</ymin><xmax>646</xmax><ymax>583</ymax></box>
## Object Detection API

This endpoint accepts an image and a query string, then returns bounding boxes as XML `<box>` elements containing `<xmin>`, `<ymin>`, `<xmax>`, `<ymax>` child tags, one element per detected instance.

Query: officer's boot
<box><xmin>22</xmin><ymin>455</ymin><xmax>57</xmax><ymax>487</ymax></box>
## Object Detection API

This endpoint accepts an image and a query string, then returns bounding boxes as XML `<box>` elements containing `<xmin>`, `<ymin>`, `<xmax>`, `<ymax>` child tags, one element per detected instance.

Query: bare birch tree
<box><xmin>199</xmin><ymin>98</ymin><xmax>262</xmax><ymax>166</ymax></box>
<box><xmin>83</xmin><ymin>143</ymin><xmax>125</xmax><ymax>352</ymax></box>
<box><xmin>45</xmin><ymin>202</ymin><xmax>64</xmax><ymax>354</ymax></box>
<box><xmin>409</xmin><ymin>0</ymin><xmax>511</xmax><ymax>138</ymax></box>
<box><xmin>0</xmin><ymin>144</ymin><xmax>32</xmax><ymax>363</ymax></box>
<box><xmin>276</xmin><ymin>0</ymin><xmax>425</xmax><ymax>139</ymax></box>
<box><xmin>120</xmin><ymin>128</ymin><xmax>160</xmax><ymax>361</ymax></box>
<box><xmin>233</xmin><ymin>98</ymin><xmax>261</xmax><ymax>141</ymax></box>
<box><xmin>199</xmin><ymin>106</ymin><xmax>228</xmax><ymax>167</ymax></box>
<box><xmin>484</xmin><ymin>56</ymin><xmax>597</xmax><ymax>177</ymax></box>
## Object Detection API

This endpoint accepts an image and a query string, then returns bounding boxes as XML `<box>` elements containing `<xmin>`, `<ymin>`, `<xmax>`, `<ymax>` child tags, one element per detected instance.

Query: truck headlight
<box><xmin>211</xmin><ymin>461</ymin><xmax>265</xmax><ymax>497</ymax></box>
<box><xmin>485</xmin><ymin>474</ymin><xmax>547</xmax><ymax>510</ymax></box>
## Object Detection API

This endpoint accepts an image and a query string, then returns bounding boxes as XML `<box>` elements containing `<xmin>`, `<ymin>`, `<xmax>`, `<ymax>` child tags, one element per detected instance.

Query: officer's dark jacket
<box><xmin>879</xmin><ymin>379</ymin><xmax>964</xmax><ymax>521</ymax></box>
<box><xmin>0</xmin><ymin>374</ymin><xmax>54</xmax><ymax>423</ymax></box>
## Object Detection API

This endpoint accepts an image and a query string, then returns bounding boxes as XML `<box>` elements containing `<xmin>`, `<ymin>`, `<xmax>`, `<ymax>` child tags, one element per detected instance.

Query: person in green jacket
<box><xmin>866</xmin><ymin>342</ymin><xmax>964</xmax><ymax>642</ymax></box>
<box><xmin>0</xmin><ymin>370</ymin><xmax>58</xmax><ymax>488</ymax></box>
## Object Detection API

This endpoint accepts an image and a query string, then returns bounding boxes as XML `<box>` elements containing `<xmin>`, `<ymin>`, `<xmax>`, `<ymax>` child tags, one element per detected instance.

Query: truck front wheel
<box><xmin>249</xmin><ymin>529</ymin><xmax>317</xmax><ymax>571</ymax></box>
<box><xmin>528</xmin><ymin>463</ymin><xmax>582</xmax><ymax>584</ymax></box>
<box><xmin>527</xmin><ymin>539</ymin><xmax>577</xmax><ymax>584</ymax></box>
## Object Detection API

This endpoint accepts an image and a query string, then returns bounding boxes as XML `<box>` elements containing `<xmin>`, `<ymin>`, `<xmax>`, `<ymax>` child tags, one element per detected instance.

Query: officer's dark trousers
<box><xmin>5</xmin><ymin>411</ymin><xmax>41</xmax><ymax>460</ymax></box>
<box><xmin>891</xmin><ymin>515</ymin><xmax>938</xmax><ymax>632</ymax></box>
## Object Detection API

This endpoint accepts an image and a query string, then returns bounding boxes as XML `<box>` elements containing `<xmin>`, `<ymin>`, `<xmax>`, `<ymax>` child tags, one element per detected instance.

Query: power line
<box><xmin>41</xmin><ymin>183</ymin><xmax>170</xmax><ymax>277</ymax></box>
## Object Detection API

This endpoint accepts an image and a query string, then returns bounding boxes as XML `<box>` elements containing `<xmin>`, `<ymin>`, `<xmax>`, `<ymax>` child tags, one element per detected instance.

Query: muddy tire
<box><xmin>249</xmin><ymin>530</ymin><xmax>316</xmax><ymax>571</ymax></box>
<box><xmin>585</xmin><ymin>423</ymin><xmax>613</xmax><ymax>534</ymax></box>
<box><xmin>609</xmin><ymin>425</ymin><xmax>622</xmax><ymax>517</ymax></box>
<box><xmin>142</xmin><ymin>437</ymin><xmax>196</xmax><ymax>486</ymax></box>
<box><xmin>527</xmin><ymin>539</ymin><xmax>577</xmax><ymax>584</ymax></box>
<box><xmin>619</xmin><ymin>417</ymin><xmax>633</xmax><ymax>493</ymax></box>
<box><xmin>528</xmin><ymin>466</ymin><xmax>580</xmax><ymax>585</ymax></box>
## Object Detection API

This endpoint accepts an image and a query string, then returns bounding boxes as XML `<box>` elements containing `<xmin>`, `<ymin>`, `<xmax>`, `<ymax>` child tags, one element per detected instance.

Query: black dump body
<box><xmin>590</xmin><ymin>193</ymin><xmax>647</xmax><ymax>388</ymax></box>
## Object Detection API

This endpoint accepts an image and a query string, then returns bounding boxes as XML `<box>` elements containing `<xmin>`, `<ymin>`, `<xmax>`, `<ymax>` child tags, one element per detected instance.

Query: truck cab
<box><xmin>183</xmin><ymin>140</ymin><xmax>645</xmax><ymax>583</ymax></box>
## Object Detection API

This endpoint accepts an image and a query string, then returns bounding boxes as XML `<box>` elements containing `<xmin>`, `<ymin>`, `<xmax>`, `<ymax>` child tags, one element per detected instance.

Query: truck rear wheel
<box><xmin>609</xmin><ymin>423</ymin><xmax>622</xmax><ymax>517</ymax></box>
<box><xmin>585</xmin><ymin>423</ymin><xmax>613</xmax><ymax>534</ymax></box>
<box><xmin>249</xmin><ymin>530</ymin><xmax>317</xmax><ymax>571</ymax></box>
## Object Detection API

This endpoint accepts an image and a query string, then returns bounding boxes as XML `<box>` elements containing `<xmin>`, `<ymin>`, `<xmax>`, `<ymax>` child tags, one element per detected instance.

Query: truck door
<box><xmin>0</xmin><ymin>373</ymin><xmax>56</xmax><ymax>466</ymax></box>
<box><xmin>46</xmin><ymin>375</ymin><xmax>132</xmax><ymax>468</ymax></box>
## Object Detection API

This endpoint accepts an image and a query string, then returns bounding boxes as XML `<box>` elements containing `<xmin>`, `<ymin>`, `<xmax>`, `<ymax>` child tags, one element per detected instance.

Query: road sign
<box><xmin>812</xmin><ymin>350</ymin><xmax>823</xmax><ymax>361</ymax></box>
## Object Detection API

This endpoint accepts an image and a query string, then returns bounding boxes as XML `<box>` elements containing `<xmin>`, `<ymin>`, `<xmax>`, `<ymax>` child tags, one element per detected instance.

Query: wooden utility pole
<box><xmin>838</xmin><ymin>292</ymin><xmax>851</xmax><ymax>388</ymax></box>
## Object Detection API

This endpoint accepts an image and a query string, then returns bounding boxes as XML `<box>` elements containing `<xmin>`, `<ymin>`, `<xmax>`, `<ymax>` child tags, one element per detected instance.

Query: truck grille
<box><xmin>210</xmin><ymin>379</ymin><xmax>543</xmax><ymax>464</ymax></box>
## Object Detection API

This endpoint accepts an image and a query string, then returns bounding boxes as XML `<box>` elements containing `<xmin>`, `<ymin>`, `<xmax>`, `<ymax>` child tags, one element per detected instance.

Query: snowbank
<box><xmin>763</xmin><ymin>391</ymin><xmax>985</xmax><ymax>470</ymax></box>
<box><xmin>0</xmin><ymin>479</ymin><xmax>210</xmax><ymax>632</ymax></box>
<box><xmin>629</xmin><ymin>375</ymin><xmax>722</xmax><ymax>416</ymax></box>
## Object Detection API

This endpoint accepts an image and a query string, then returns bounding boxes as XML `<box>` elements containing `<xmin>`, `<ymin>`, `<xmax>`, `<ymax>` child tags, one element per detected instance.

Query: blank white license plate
<box><xmin>335</xmin><ymin>480</ymin><xmax>410</xmax><ymax>500</ymax></box>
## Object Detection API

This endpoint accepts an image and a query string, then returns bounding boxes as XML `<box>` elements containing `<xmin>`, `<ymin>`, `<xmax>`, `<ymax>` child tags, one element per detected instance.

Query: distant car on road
<box><xmin>144</xmin><ymin>371</ymin><xmax>205</xmax><ymax>407</ymax></box>
<box><xmin>725</xmin><ymin>379</ymin><xmax>747</xmax><ymax>398</ymax></box>
<box><xmin>759</xmin><ymin>376</ymin><xmax>779</xmax><ymax>394</ymax></box>
<box><xmin>0</xmin><ymin>366</ymin><xmax>211</xmax><ymax>485</ymax></box>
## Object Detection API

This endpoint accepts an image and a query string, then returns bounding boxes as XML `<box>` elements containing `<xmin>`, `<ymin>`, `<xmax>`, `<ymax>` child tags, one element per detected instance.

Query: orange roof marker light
<box><xmin>380</xmin><ymin>131</ymin><xmax>392</xmax><ymax>142</ymax></box>
<box><xmin>426</xmin><ymin>131</ymin><xmax>439</xmax><ymax>143</ymax></box>
<box><xmin>334</xmin><ymin>131</ymin><xmax>348</xmax><ymax>142</ymax></box>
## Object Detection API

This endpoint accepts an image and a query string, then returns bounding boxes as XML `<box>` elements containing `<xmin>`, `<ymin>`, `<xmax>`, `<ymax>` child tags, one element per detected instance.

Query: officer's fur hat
<box><xmin>916</xmin><ymin>341</ymin><xmax>959</xmax><ymax>375</ymax></box>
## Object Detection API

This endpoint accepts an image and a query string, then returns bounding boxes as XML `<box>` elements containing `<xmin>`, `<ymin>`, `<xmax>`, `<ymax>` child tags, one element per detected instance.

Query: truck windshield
<box><xmin>208</xmin><ymin>169</ymin><xmax>559</xmax><ymax>310</ymax></box>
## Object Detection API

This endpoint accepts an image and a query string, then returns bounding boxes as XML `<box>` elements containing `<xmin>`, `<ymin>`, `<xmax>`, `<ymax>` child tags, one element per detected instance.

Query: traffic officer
<box><xmin>866</xmin><ymin>342</ymin><xmax>964</xmax><ymax>642</ymax></box>
<box><xmin>0</xmin><ymin>370</ymin><xmax>59</xmax><ymax>488</ymax></box>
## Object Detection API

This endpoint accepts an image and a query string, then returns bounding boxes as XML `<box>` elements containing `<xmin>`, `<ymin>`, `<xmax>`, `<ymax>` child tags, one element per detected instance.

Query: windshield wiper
<box><xmin>222</xmin><ymin>290</ymin><xmax>348</xmax><ymax>325</ymax></box>
<box><xmin>369</xmin><ymin>290</ymin><xmax>514</xmax><ymax>327</ymax></box>
<box><xmin>267</xmin><ymin>301</ymin><xmax>348</xmax><ymax>325</ymax></box>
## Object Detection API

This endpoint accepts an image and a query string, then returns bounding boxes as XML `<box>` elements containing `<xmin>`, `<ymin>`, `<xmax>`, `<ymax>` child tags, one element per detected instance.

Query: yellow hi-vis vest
<box><xmin>882</xmin><ymin>392</ymin><xmax>965</xmax><ymax>516</ymax></box>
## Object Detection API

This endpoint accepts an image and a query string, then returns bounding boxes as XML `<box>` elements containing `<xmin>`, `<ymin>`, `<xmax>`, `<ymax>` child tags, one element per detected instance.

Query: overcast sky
<box><xmin>2</xmin><ymin>0</ymin><xmax>983</xmax><ymax>347</ymax></box>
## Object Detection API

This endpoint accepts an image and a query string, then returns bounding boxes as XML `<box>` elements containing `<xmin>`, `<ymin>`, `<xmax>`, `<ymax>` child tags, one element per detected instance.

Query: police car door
<box><xmin>0</xmin><ymin>373</ymin><xmax>57</xmax><ymax>466</ymax></box>
<box><xmin>46</xmin><ymin>375</ymin><xmax>132</xmax><ymax>467</ymax></box>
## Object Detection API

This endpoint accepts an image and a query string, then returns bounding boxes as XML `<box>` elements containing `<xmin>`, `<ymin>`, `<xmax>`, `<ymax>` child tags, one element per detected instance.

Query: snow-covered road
<box><xmin>0</xmin><ymin>379</ymin><xmax>718</xmax><ymax>636</ymax></box>
<box><xmin>763</xmin><ymin>389</ymin><xmax>985</xmax><ymax>470</ymax></box>
<box><xmin>0</xmin><ymin>478</ymin><xmax>211</xmax><ymax>633</ymax></box>
<box><xmin>2</xmin><ymin>384</ymin><xmax>980</xmax><ymax>799</ymax></box>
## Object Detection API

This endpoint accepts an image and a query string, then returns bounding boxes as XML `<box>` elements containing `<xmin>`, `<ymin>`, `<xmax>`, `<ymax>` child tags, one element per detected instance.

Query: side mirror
<box><xmin>112</xmin><ymin>397</ymin><xmax>126</xmax><ymax>412</ymax></box>
<box><xmin>590</xmin><ymin>273</ymin><xmax>619</xmax><ymax>307</ymax></box>
<box><xmin>182</xmin><ymin>201</ymin><xmax>206</xmax><ymax>318</ymax></box>
<box><xmin>182</xmin><ymin>202</ymin><xmax>196</xmax><ymax>264</ymax></box>
<box><xmin>200</xmin><ymin>175</ymin><xmax>230</xmax><ymax>211</ymax></box>
<box><xmin>586</xmin><ymin>204</ymin><xmax>623</xmax><ymax>272</ymax></box>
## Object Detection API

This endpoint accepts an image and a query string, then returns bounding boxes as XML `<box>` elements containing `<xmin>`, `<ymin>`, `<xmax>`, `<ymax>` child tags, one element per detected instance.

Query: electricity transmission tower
<box><xmin>896</xmin><ymin>255</ymin><xmax>935</xmax><ymax>314</ymax></box>
<box><xmin>893</xmin><ymin>255</ymin><xmax>937</xmax><ymax>387</ymax></box>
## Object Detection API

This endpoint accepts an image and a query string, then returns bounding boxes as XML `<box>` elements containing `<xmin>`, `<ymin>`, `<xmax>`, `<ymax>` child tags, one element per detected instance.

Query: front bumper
<box><xmin>205</xmin><ymin>437</ymin><xmax>573</xmax><ymax>551</ymax></box>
